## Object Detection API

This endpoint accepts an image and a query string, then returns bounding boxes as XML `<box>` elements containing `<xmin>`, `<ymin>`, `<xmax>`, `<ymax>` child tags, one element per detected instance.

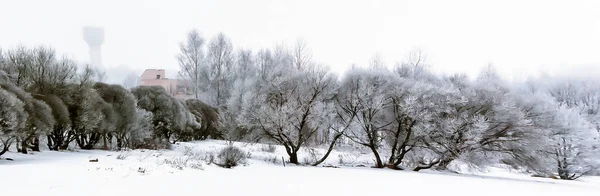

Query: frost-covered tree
<box><xmin>28</xmin><ymin>100</ymin><xmax>54</xmax><ymax>151</ymax></box>
<box><xmin>40</xmin><ymin>95</ymin><xmax>72</xmax><ymax>150</ymax></box>
<box><xmin>0</xmin><ymin>77</ymin><xmax>55</xmax><ymax>153</ymax></box>
<box><xmin>62</xmin><ymin>85</ymin><xmax>106</xmax><ymax>150</ymax></box>
<box><xmin>232</xmin><ymin>45</ymin><xmax>294</xmax><ymax>141</ymax></box>
<box><xmin>544</xmin><ymin>105</ymin><xmax>598</xmax><ymax>179</ymax></box>
<box><xmin>234</xmin><ymin>49</ymin><xmax>257</xmax><ymax>81</ymax></box>
<box><xmin>0</xmin><ymin>88</ymin><xmax>28</xmax><ymax>156</ymax></box>
<box><xmin>205</xmin><ymin>33</ymin><xmax>234</xmax><ymax>107</ymax></box>
<box><xmin>545</xmin><ymin>78</ymin><xmax>600</xmax><ymax>135</ymax></box>
<box><xmin>131</xmin><ymin>86</ymin><xmax>187</xmax><ymax>144</ymax></box>
<box><xmin>128</xmin><ymin>108</ymin><xmax>155</xmax><ymax>149</ymax></box>
<box><xmin>219</xmin><ymin>49</ymin><xmax>259</xmax><ymax>141</ymax></box>
<box><xmin>395</xmin><ymin>49</ymin><xmax>429</xmax><ymax>79</ymax></box>
<box><xmin>170</xmin><ymin>100</ymin><xmax>201</xmax><ymax>143</ymax></box>
<box><xmin>62</xmin><ymin>67</ymin><xmax>110</xmax><ymax>150</ymax></box>
<box><xmin>178</xmin><ymin>29</ymin><xmax>206</xmax><ymax>99</ymax></box>
<box><xmin>1</xmin><ymin>46</ymin><xmax>34</xmax><ymax>87</ymax></box>
<box><xmin>256</xmin><ymin>49</ymin><xmax>275</xmax><ymax>81</ymax></box>
<box><xmin>0</xmin><ymin>48</ymin><xmax>5</xmax><ymax>69</ymax></box>
<box><xmin>0</xmin><ymin>46</ymin><xmax>76</xmax><ymax>95</ymax></box>
<box><xmin>242</xmin><ymin>61</ymin><xmax>335</xmax><ymax>164</ymax></box>
<box><xmin>292</xmin><ymin>39</ymin><xmax>311</xmax><ymax>71</ymax></box>
<box><xmin>409</xmin><ymin>66</ymin><xmax>542</xmax><ymax>171</ymax></box>
<box><xmin>185</xmin><ymin>99</ymin><xmax>220</xmax><ymax>140</ymax></box>
<box><xmin>0</xmin><ymin>46</ymin><xmax>78</xmax><ymax>151</ymax></box>
<box><xmin>382</xmin><ymin>77</ymin><xmax>440</xmax><ymax>169</ymax></box>
<box><xmin>369</xmin><ymin>52</ymin><xmax>385</xmax><ymax>69</ymax></box>
<box><xmin>93</xmin><ymin>82</ymin><xmax>138</xmax><ymax>150</ymax></box>
<box><xmin>339</xmin><ymin>68</ymin><xmax>395</xmax><ymax>168</ymax></box>
<box><xmin>521</xmin><ymin>77</ymin><xmax>600</xmax><ymax>179</ymax></box>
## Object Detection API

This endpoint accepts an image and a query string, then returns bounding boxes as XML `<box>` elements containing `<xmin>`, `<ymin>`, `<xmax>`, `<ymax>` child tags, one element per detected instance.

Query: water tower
<box><xmin>82</xmin><ymin>26</ymin><xmax>104</xmax><ymax>67</ymax></box>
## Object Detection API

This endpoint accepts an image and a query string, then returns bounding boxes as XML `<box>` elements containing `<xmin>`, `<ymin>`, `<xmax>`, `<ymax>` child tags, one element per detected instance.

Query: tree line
<box><xmin>0</xmin><ymin>46</ymin><xmax>220</xmax><ymax>155</ymax></box>
<box><xmin>177</xmin><ymin>30</ymin><xmax>599</xmax><ymax>179</ymax></box>
<box><xmin>1</xmin><ymin>30</ymin><xmax>599</xmax><ymax>180</ymax></box>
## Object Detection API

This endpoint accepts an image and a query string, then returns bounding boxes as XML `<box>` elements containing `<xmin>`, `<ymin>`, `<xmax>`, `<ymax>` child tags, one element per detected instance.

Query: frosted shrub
<box><xmin>214</xmin><ymin>146</ymin><xmax>246</xmax><ymax>168</ymax></box>
<box><xmin>116</xmin><ymin>153</ymin><xmax>128</xmax><ymax>160</ymax></box>
<box><xmin>163</xmin><ymin>148</ymin><xmax>205</xmax><ymax>170</ymax></box>
<box><xmin>164</xmin><ymin>156</ymin><xmax>204</xmax><ymax>170</ymax></box>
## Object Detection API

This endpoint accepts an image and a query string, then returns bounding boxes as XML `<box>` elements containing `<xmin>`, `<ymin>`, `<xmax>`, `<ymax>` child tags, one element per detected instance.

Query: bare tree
<box><xmin>206</xmin><ymin>33</ymin><xmax>234</xmax><ymax>107</ymax></box>
<box><xmin>395</xmin><ymin>48</ymin><xmax>429</xmax><ymax>79</ymax></box>
<box><xmin>235</xmin><ymin>49</ymin><xmax>256</xmax><ymax>80</ymax></box>
<box><xmin>5</xmin><ymin>46</ymin><xmax>78</xmax><ymax>95</ymax></box>
<box><xmin>3</xmin><ymin>46</ymin><xmax>34</xmax><ymax>87</ymax></box>
<box><xmin>369</xmin><ymin>52</ymin><xmax>385</xmax><ymax>69</ymax></box>
<box><xmin>406</xmin><ymin>48</ymin><xmax>427</xmax><ymax>68</ymax></box>
<box><xmin>293</xmin><ymin>38</ymin><xmax>312</xmax><ymax>71</ymax></box>
<box><xmin>256</xmin><ymin>49</ymin><xmax>274</xmax><ymax>81</ymax></box>
<box><xmin>178</xmin><ymin>29</ymin><xmax>206</xmax><ymax>99</ymax></box>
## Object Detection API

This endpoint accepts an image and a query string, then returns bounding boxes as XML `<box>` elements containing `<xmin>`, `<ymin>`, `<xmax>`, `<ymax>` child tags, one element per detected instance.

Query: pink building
<box><xmin>139</xmin><ymin>69</ymin><xmax>189</xmax><ymax>99</ymax></box>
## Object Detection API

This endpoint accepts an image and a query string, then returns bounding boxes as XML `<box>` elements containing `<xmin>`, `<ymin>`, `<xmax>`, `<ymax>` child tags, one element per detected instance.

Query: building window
<box><xmin>156</xmin><ymin>75</ymin><xmax>160</xmax><ymax>79</ymax></box>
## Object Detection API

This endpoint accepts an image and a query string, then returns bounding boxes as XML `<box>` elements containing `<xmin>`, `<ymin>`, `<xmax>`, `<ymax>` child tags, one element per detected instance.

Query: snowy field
<box><xmin>1</xmin><ymin>140</ymin><xmax>599</xmax><ymax>195</ymax></box>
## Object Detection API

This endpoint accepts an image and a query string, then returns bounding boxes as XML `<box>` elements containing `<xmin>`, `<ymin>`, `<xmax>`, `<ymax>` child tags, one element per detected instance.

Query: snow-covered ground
<box><xmin>1</xmin><ymin>140</ymin><xmax>599</xmax><ymax>195</ymax></box>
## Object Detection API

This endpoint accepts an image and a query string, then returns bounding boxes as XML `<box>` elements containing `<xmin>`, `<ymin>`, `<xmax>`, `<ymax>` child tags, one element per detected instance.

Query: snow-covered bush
<box><xmin>164</xmin><ymin>156</ymin><xmax>204</xmax><ymax>170</ymax></box>
<box><xmin>116</xmin><ymin>153</ymin><xmax>128</xmax><ymax>160</ymax></box>
<box><xmin>163</xmin><ymin>147</ymin><xmax>205</xmax><ymax>170</ymax></box>
<box><xmin>214</xmin><ymin>145</ymin><xmax>246</xmax><ymax>168</ymax></box>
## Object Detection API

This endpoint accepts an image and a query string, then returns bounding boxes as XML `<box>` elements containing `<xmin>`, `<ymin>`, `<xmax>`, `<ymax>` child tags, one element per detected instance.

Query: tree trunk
<box><xmin>0</xmin><ymin>143</ymin><xmax>9</xmax><ymax>156</ymax></box>
<box><xmin>31</xmin><ymin>137</ymin><xmax>40</xmax><ymax>152</ymax></box>
<box><xmin>558</xmin><ymin>168</ymin><xmax>570</xmax><ymax>180</ymax></box>
<box><xmin>387</xmin><ymin>127</ymin><xmax>402</xmax><ymax>165</ymax></box>
<box><xmin>47</xmin><ymin>135</ymin><xmax>58</xmax><ymax>151</ymax></box>
<box><xmin>108</xmin><ymin>134</ymin><xmax>114</xmax><ymax>150</ymax></box>
<box><xmin>282</xmin><ymin>143</ymin><xmax>300</xmax><ymax>165</ymax></box>
<box><xmin>557</xmin><ymin>155</ymin><xmax>570</xmax><ymax>180</ymax></box>
<box><xmin>20</xmin><ymin>140</ymin><xmax>28</xmax><ymax>154</ymax></box>
<box><xmin>116</xmin><ymin>137</ymin><xmax>123</xmax><ymax>150</ymax></box>
<box><xmin>47</xmin><ymin>129</ymin><xmax>68</xmax><ymax>151</ymax></box>
<box><xmin>102</xmin><ymin>134</ymin><xmax>109</xmax><ymax>150</ymax></box>
<box><xmin>311</xmin><ymin>133</ymin><xmax>343</xmax><ymax>166</ymax></box>
<box><xmin>15</xmin><ymin>138</ymin><xmax>21</xmax><ymax>153</ymax></box>
<box><xmin>392</xmin><ymin>148</ymin><xmax>410</xmax><ymax>167</ymax></box>
<box><xmin>77</xmin><ymin>133</ymin><xmax>101</xmax><ymax>150</ymax></box>
<box><xmin>289</xmin><ymin>151</ymin><xmax>299</xmax><ymax>165</ymax></box>
<box><xmin>369</xmin><ymin>145</ymin><xmax>384</xmax><ymax>168</ymax></box>
<box><xmin>48</xmin><ymin>132</ymin><xmax>71</xmax><ymax>151</ymax></box>
<box><xmin>75</xmin><ymin>135</ymin><xmax>85</xmax><ymax>149</ymax></box>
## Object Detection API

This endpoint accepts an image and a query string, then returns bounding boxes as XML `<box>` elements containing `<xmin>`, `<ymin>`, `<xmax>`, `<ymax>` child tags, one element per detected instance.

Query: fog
<box><xmin>1</xmin><ymin>0</ymin><xmax>598</xmax><ymax>84</ymax></box>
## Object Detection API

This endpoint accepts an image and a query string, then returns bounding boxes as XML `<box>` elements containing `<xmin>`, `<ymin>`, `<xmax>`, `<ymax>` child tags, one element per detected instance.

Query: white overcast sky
<box><xmin>1</xmin><ymin>0</ymin><xmax>599</xmax><ymax>82</ymax></box>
